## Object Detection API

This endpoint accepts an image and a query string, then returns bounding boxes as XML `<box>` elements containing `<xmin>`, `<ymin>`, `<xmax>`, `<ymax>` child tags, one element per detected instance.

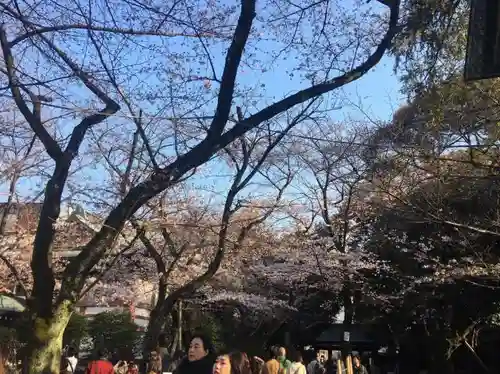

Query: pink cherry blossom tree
<box><xmin>93</xmin><ymin>105</ymin><xmax>309</xmax><ymax>353</ymax></box>
<box><xmin>0</xmin><ymin>0</ymin><xmax>400</xmax><ymax>371</ymax></box>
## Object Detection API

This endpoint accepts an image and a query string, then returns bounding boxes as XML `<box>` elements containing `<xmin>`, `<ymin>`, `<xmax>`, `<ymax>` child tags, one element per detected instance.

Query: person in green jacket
<box><xmin>277</xmin><ymin>347</ymin><xmax>292</xmax><ymax>373</ymax></box>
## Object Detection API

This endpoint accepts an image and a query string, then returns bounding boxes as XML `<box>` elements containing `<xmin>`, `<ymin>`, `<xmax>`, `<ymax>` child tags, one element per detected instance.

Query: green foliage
<box><xmin>12</xmin><ymin>312</ymin><xmax>89</xmax><ymax>351</ymax></box>
<box><xmin>202</xmin><ymin>314</ymin><xmax>224</xmax><ymax>351</ymax></box>
<box><xmin>349</xmin><ymin>70</ymin><xmax>500</xmax><ymax>372</ymax></box>
<box><xmin>391</xmin><ymin>0</ymin><xmax>470</xmax><ymax>94</ymax></box>
<box><xmin>88</xmin><ymin>311</ymin><xmax>139</xmax><ymax>358</ymax></box>
<box><xmin>63</xmin><ymin>313</ymin><xmax>88</xmax><ymax>348</ymax></box>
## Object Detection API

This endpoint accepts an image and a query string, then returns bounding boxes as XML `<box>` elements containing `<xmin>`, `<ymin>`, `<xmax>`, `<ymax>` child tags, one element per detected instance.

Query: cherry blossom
<box><xmin>0</xmin><ymin>232</ymin><xmax>32</xmax><ymax>295</ymax></box>
<box><xmin>202</xmin><ymin>290</ymin><xmax>296</xmax><ymax>314</ymax></box>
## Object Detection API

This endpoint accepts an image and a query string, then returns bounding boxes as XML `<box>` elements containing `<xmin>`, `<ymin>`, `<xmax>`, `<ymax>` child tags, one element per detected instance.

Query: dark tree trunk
<box><xmin>341</xmin><ymin>282</ymin><xmax>353</xmax><ymax>360</ymax></box>
<box><xmin>144</xmin><ymin>304</ymin><xmax>167</xmax><ymax>355</ymax></box>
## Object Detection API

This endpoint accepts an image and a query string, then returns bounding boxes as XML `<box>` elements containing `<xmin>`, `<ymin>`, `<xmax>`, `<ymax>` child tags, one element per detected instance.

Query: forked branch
<box><xmin>63</xmin><ymin>0</ymin><xmax>400</xmax><ymax>303</ymax></box>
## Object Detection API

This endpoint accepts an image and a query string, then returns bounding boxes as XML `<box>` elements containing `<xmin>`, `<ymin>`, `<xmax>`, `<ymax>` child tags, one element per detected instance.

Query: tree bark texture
<box><xmin>25</xmin><ymin>302</ymin><xmax>72</xmax><ymax>374</ymax></box>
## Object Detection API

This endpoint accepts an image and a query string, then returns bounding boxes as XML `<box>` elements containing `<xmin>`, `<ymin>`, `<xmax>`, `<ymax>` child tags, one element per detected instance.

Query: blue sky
<box><xmin>1</xmin><ymin>1</ymin><xmax>404</xmax><ymax>209</ymax></box>
<box><xmin>190</xmin><ymin>54</ymin><xmax>404</xmax><ymax>206</ymax></box>
<box><xmin>339</xmin><ymin>56</ymin><xmax>403</xmax><ymax>121</ymax></box>
<box><xmin>1</xmin><ymin>55</ymin><xmax>403</xmax><ymax>207</ymax></box>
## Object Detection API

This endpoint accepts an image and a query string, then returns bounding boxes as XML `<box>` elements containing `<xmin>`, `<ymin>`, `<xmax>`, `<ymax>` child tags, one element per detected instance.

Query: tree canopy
<box><xmin>4</xmin><ymin>1</ymin><xmax>500</xmax><ymax>373</ymax></box>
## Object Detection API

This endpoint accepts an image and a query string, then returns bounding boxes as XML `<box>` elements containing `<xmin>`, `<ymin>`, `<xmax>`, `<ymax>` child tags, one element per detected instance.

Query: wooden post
<box><xmin>336</xmin><ymin>359</ymin><xmax>343</xmax><ymax>374</ymax></box>
<box><xmin>178</xmin><ymin>299</ymin><xmax>183</xmax><ymax>348</ymax></box>
<box><xmin>346</xmin><ymin>355</ymin><xmax>353</xmax><ymax>374</ymax></box>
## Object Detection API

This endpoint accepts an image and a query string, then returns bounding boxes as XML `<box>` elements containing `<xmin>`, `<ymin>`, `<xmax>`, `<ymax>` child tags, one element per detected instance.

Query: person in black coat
<box><xmin>175</xmin><ymin>334</ymin><xmax>215</xmax><ymax>374</ymax></box>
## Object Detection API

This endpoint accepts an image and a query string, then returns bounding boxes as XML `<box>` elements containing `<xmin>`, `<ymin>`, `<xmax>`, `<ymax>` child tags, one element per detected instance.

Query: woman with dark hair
<box><xmin>213</xmin><ymin>353</ymin><xmax>231</xmax><ymax>374</ymax></box>
<box><xmin>229</xmin><ymin>352</ymin><xmax>252</xmax><ymax>374</ymax></box>
<box><xmin>147</xmin><ymin>350</ymin><xmax>162</xmax><ymax>374</ymax></box>
<box><xmin>352</xmin><ymin>354</ymin><xmax>368</xmax><ymax>374</ymax></box>
<box><xmin>212</xmin><ymin>351</ymin><xmax>252</xmax><ymax>374</ymax></box>
<box><xmin>127</xmin><ymin>360</ymin><xmax>139</xmax><ymax>374</ymax></box>
<box><xmin>250</xmin><ymin>356</ymin><xmax>265</xmax><ymax>374</ymax></box>
<box><xmin>176</xmin><ymin>334</ymin><xmax>215</xmax><ymax>374</ymax></box>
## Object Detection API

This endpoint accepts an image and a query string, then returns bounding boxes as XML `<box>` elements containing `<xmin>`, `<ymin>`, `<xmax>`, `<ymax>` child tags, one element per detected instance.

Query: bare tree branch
<box><xmin>62</xmin><ymin>0</ymin><xmax>398</xmax><ymax>312</ymax></box>
<box><xmin>0</xmin><ymin>27</ymin><xmax>62</xmax><ymax>160</ymax></box>
<box><xmin>79</xmin><ymin>232</ymin><xmax>141</xmax><ymax>299</ymax></box>
<box><xmin>206</xmin><ymin>0</ymin><xmax>256</xmax><ymax>140</ymax></box>
<box><xmin>9</xmin><ymin>25</ymin><xmax>229</xmax><ymax>48</ymax></box>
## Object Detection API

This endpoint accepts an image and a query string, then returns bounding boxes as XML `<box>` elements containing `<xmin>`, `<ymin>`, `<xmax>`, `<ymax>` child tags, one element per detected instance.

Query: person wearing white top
<box><xmin>287</xmin><ymin>351</ymin><xmax>307</xmax><ymax>374</ymax></box>
<box><xmin>65</xmin><ymin>347</ymin><xmax>78</xmax><ymax>374</ymax></box>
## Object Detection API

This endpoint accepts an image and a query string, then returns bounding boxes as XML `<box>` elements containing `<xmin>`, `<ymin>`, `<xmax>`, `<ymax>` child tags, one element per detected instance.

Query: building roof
<box><xmin>0</xmin><ymin>293</ymin><xmax>25</xmax><ymax>313</ymax></box>
<box><xmin>315</xmin><ymin>323</ymin><xmax>374</xmax><ymax>345</ymax></box>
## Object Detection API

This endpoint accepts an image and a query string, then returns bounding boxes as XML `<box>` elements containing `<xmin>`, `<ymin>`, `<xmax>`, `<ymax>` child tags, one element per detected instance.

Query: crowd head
<box><xmin>188</xmin><ymin>333</ymin><xmax>214</xmax><ymax>362</ymax></box>
<box><xmin>213</xmin><ymin>351</ymin><xmax>252</xmax><ymax>374</ymax></box>
<box><xmin>180</xmin><ymin>334</ymin><xmax>303</xmax><ymax>374</ymax></box>
<box><xmin>278</xmin><ymin>347</ymin><xmax>286</xmax><ymax>358</ymax></box>
<box><xmin>289</xmin><ymin>350</ymin><xmax>303</xmax><ymax>363</ymax></box>
<box><xmin>268</xmin><ymin>345</ymin><xmax>280</xmax><ymax>359</ymax></box>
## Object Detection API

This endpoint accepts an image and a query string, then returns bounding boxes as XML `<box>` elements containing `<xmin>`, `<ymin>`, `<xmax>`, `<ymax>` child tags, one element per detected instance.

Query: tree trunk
<box><xmin>341</xmin><ymin>282</ymin><xmax>353</xmax><ymax>360</ymax></box>
<box><xmin>144</xmin><ymin>305</ymin><xmax>166</xmax><ymax>355</ymax></box>
<box><xmin>177</xmin><ymin>300</ymin><xmax>183</xmax><ymax>349</ymax></box>
<box><xmin>25</xmin><ymin>302</ymin><xmax>72</xmax><ymax>374</ymax></box>
<box><xmin>168</xmin><ymin>307</ymin><xmax>179</xmax><ymax>356</ymax></box>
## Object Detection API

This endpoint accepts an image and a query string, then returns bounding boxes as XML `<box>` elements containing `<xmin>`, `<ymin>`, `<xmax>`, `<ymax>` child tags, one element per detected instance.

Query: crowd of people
<box><xmin>76</xmin><ymin>333</ymin><xmax>369</xmax><ymax>374</ymax></box>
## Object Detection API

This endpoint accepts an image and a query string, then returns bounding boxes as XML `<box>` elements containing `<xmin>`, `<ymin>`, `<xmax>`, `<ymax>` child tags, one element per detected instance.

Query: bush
<box><xmin>64</xmin><ymin>313</ymin><xmax>89</xmax><ymax>350</ymax></box>
<box><xmin>88</xmin><ymin>311</ymin><xmax>139</xmax><ymax>359</ymax></box>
